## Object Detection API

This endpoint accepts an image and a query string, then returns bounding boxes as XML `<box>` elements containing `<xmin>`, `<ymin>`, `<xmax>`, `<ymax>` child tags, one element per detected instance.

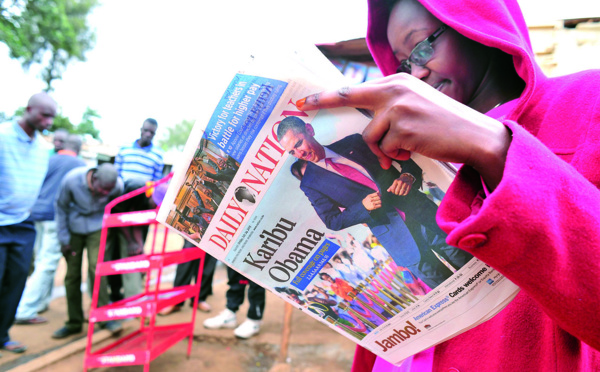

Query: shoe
<box><xmin>234</xmin><ymin>319</ymin><xmax>261</xmax><ymax>339</ymax></box>
<box><xmin>158</xmin><ymin>305</ymin><xmax>182</xmax><ymax>316</ymax></box>
<box><xmin>203</xmin><ymin>309</ymin><xmax>237</xmax><ymax>329</ymax></box>
<box><xmin>197</xmin><ymin>301</ymin><xmax>212</xmax><ymax>313</ymax></box>
<box><xmin>52</xmin><ymin>326</ymin><xmax>81</xmax><ymax>339</ymax></box>
<box><xmin>2</xmin><ymin>341</ymin><xmax>27</xmax><ymax>353</ymax></box>
<box><xmin>101</xmin><ymin>320</ymin><xmax>123</xmax><ymax>335</ymax></box>
<box><xmin>14</xmin><ymin>316</ymin><xmax>48</xmax><ymax>325</ymax></box>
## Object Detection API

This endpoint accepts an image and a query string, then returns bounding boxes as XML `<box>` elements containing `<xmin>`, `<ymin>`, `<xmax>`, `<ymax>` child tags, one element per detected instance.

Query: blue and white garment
<box><xmin>114</xmin><ymin>140</ymin><xmax>164</xmax><ymax>181</ymax></box>
<box><xmin>0</xmin><ymin>122</ymin><xmax>50</xmax><ymax>225</ymax></box>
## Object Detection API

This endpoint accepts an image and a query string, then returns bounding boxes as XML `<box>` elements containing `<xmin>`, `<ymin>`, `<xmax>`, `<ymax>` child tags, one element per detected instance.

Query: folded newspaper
<box><xmin>156</xmin><ymin>44</ymin><xmax>519</xmax><ymax>364</ymax></box>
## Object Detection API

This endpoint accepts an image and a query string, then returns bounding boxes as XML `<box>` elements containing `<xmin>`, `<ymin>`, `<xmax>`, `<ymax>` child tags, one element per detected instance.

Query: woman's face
<box><xmin>386</xmin><ymin>0</ymin><xmax>490</xmax><ymax>105</ymax></box>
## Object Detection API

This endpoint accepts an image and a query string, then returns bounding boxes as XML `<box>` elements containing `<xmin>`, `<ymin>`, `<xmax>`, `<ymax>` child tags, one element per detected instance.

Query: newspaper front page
<box><xmin>157</xmin><ymin>45</ymin><xmax>519</xmax><ymax>364</ymax></box>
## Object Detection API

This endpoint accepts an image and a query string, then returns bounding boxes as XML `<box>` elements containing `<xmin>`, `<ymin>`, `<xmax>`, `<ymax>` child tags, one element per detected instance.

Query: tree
<box><xmin>0</xmin><ymin>107</ymin><xmax>25</xmax><ymax>123</ymax></box>
<box><xmin>75</xmin><ymin>106</ymin><xmax>100</xmax><ymax>139</ymax></box>
<box><xmin>51</xmin><ymin>112</ymin><xmax>75</xmax><ymax>133</ymax></box>
<box><xmin>0</xmin><ymin>105</ymin><xmax>99</xmax><ymax>137</ymax></box>
<box><xmin>158</xmin><ymin>119</ymin><xmax>194</xmax><ymax>151</ymax></box>
<box><xmin>51</xmin><ymin>108</ymin><xmax>100</xmax><ymax>138</ymax></box>
<box><xmin>0</xmin><ymin>0</ymin><xmax>98</xmax><ymax>91</ymax></box>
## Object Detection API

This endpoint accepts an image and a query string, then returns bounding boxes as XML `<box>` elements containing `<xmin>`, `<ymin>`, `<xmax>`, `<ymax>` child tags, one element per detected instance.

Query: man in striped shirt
<box><xmin>109</xmin><ymin>118</ymin><xmax>164</xmax><ymax>302</ymax></box>
<box><xmin>0</xmin><ymin>92</ymin><xmax>57</xmax><ymax>354</ymax></box>
<box><xmin>114</xmin><ymin>118</ymin><xmax>164</xmax><ymax>182</ymax></box>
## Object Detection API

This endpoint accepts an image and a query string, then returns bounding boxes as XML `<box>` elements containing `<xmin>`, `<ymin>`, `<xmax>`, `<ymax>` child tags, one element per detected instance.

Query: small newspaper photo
<box><xmin>156</xmin><ymin>44</ymin><xmax>519</xmax><ymax>365</ymax></box>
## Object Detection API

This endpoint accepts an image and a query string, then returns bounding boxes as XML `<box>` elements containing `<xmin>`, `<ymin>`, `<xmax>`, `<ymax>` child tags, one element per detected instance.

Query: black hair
<box><xmin>277</xmin><ymin>116</ymin><xmax>308</xmax><ymax>142</ymax></box>
<box><xmin>318</xmin><ymin>272</ymin><xmax>331</xmax><ymax>280</ymax></box>
<box><xmin>144</xmin><ymin>118</ymin><xmax>158</xmax><ymax>126</ymax></box>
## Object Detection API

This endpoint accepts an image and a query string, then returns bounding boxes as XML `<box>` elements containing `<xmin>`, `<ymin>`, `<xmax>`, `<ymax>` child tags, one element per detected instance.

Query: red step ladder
<box><xmin>83</xmin><ymin>174</ymin><xmax>205</xmax><ymax>371</ymax></box>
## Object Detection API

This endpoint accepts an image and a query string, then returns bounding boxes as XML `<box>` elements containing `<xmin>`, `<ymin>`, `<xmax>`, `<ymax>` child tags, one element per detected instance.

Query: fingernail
<box><xmin>296</xmin><ymin>98</ymin><xmax>306</xmax><ymax>110</ymax></box>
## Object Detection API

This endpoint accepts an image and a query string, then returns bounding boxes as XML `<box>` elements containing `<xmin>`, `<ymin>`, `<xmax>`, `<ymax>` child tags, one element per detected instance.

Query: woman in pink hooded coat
<box><xmin>297</xmin><ymin>0</ymin><xmax>600</xmax><ymax>370</ymax></box>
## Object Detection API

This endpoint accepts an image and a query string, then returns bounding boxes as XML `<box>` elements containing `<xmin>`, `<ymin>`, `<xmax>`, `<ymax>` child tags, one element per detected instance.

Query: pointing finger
<box><xmin>296</xmin><ymin>74</ymin><xmax>414</xmax><ymax>111</ymax></box>
<box><xmin>296</xmin><ymin>84</ymin><xmax>385</xmax><ymax>112</ymax></box>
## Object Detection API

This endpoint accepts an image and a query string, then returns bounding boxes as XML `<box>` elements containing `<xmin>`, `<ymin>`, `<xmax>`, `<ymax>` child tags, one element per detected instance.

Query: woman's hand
<box><xmin>297</xmin><ymin>74</ymin><xmax>512</xmax><ymax>190</ymax></box>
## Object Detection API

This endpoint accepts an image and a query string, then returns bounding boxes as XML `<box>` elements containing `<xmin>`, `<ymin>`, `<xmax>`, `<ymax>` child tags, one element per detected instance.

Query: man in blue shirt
<box><xmin>14</xmin><ymin>134</ymin><xmax>86</xmax><ymax>325</ymax></box>
<box><xmin>0</xmin><ymin>92</ymin><xmax>57</xmax><ymax>354</ymax></box>
<box><xmin>114</xmin><ymin>118</ymin><xmax>164</xmax><ymax>182</ymax></box>
<box><xmin>109</xmin><ymin>118</ymin><xmax>164</xmax><ymax>302</ymax></box>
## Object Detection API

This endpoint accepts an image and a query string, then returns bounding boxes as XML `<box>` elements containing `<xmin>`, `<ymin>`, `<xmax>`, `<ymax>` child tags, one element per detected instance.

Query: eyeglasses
<box><xmin>396</xmin><ymin>25</ymin><xmax>447</xmax><ymax>74</ymax></box>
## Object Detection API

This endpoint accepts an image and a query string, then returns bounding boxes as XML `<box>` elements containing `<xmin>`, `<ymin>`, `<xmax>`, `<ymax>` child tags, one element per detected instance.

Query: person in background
<box><xmin>14</xmin><ymin>134</ymin><xmax>86</xmax><ymax>325</ymax></box>
<box><xmin>114</xmin><ymin>118</ymin><xmax>164</xmax><ymax>182</ymax></box>
<box><xmin>203</xmin><ymin>267</ymin><xmax>265</xmax><ymax>339</ymax></box>
<box><xmin>52</xmin><ymin>163</ymin><xmax>123</xmax><ymax>339</ymax></box>
<box><xmin>51</xmin><ymin>128</ymin><xmax>69</xmax><ymax>154</ymax></box>
<box><xmin>107</xmin><ymin>176</ymin><xmax>160</xmax><ymax>303</ymax></box>
<box><xmin>25</xmin><ymin>128</ymin><xmax>69</xmax><ymax>278</ymax></box>
<box><xmin>109</xmin><ymin>118</ymin><xmax>164</xmax><ymax>302</ymax></box>
<box><xmin>158</xmin><ymin>240</ymin><xmax>217</xmax><ymax>315</ymax></box>
<box><xmin>296</xmin><ymin>0</ymin><xmax>600</xmax><ymax>370</ymax></box>
<box><xmin>25</xmin><ymin>128</ymin><xmax>69</xmax><ymax>277</ymax></box>
<box><xmin>0</xmin><ymin>92</ymin><xmax>56</xmax><ymax>354</ymax></box>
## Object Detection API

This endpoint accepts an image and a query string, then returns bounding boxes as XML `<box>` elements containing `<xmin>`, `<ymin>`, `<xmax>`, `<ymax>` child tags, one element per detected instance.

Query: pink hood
<box><xmin>366</xmin><ymin>0</ymin><xmax>546</xmax><ymax>121</ymax></box>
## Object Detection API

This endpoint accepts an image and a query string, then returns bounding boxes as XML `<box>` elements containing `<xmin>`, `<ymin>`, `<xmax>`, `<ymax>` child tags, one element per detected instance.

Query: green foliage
<box><xmin>1</xmin><ymin>105</ymin><xmax>100</xmax><ymax>138</ymax></box>
<box><xmin>14</xmin><ymin>107</ymin><xmax>25</xmax><ymax>117</ymax></box>
<box><xmin>75</xmin><ymin>106</ymin><xmax>99</xmax><ymax>139</ymax></box>
<box><xmin>0</xmin><ymin>0</ymin><xmax>98</xmax><ymax>91</ymax></box>
<box><xmin>0</xmin><ymin>107</ymin><xmax>24</xmax><ymax>122</ymax></box>
<box><xmin>158</xmin><ymin>119</ymin><xmax>194</xmax><ymax>151</ymax></box>
<box><xmin>51</xmin><ymin>112</ymin><xmax>75</xmax><ymax>132</ymax></box>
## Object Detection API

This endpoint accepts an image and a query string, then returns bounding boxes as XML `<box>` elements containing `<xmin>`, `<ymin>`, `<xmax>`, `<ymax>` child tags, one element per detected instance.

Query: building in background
<box><xmin>318</xmin><ymin>17</ymin><xmax>600</xmax><ymax>81</ymax></box>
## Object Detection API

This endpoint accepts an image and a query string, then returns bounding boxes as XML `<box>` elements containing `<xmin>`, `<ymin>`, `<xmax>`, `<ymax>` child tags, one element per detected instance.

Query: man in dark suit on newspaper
<box><xmin>277</xmin><ymin>116</ymin><xmax>472</xmax><ymax>289</ymax></box>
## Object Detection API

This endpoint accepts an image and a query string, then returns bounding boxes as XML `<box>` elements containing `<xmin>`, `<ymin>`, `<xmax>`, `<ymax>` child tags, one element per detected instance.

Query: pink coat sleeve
<box><xmin>437</xmin><ymin>119</ymin><xmax>600</xmax><ymax>351</ymax></box>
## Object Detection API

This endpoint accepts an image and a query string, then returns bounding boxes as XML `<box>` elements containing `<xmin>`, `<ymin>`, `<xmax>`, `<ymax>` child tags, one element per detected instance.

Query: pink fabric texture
<box><xmin>357</xmin><ymin>0</ymin><xmax>600</xmax><ymax>371</ymax></box>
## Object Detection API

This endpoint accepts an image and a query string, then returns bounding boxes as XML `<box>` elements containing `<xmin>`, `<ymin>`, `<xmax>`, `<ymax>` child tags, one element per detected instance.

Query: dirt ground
<box><xmin>1</xmin><ymin>228</ymin><xmax>356</xmax><ymax>372</ymax></box>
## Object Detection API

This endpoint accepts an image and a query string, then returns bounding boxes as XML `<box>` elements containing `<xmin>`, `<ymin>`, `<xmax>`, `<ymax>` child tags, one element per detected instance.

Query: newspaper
<box><xmin>156</xmin><ymin>44</ymin><xmax>520</xmax><ymax>365</ymax></box>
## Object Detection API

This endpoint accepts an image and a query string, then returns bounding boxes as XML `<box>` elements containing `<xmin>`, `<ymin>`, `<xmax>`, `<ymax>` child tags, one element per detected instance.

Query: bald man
<box><xmin>0</xmin><ymin>92</ymin><xmax>57</xmax><ymax>353</ymax></box>
<box><xmin>53</xmin><ymin>163</ymin><xmax>124</xmax><ymax>339</ymax></box>
<box><xmin>15</xmin><ymin>134</ymin><xmax>86</xmax><ymax>325</ymax></box>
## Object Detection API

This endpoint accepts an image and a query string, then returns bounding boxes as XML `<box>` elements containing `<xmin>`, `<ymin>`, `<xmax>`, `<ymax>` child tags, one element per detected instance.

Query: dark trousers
<box><xmin>106</xmin><ymin>230</ymin><xmax>124</xmax><ymax>302</ymax></box>
<box><xmin>174</xmin><ymin>242</ymin><xmax>216</xmax><ymax>306</ymax></box>
<box><xmin>64</xmin><ymin>230</ymin><xmax>109</xmax><ymax>331</ymax></box>
<box><xmin>401</xmin><ymin>189</ymin><xmax>473</xmax><ymax>286</ymax></box>
<box><xmin>403</xmin><ymin>188</ymin><xmax>473</xmax><ymax>265</ymax></box>
<box><xmin>226</xmin><ymin>267</ymin><xmax>265</xmax><ymax>321</ymax></box>
<box><xmin>403</xmin><ymin>216</ymin><xmax>456</xmax><ymax>287</ymax></box>
<box><xmin>106</xmin><ymin>226</ymin><xmax>148</xmax><ymax>302</ymax></box>
<box><xmin>0</xmin><ymin>221</ymin><xmax>36</xmax><ymax>345</ymax></box>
